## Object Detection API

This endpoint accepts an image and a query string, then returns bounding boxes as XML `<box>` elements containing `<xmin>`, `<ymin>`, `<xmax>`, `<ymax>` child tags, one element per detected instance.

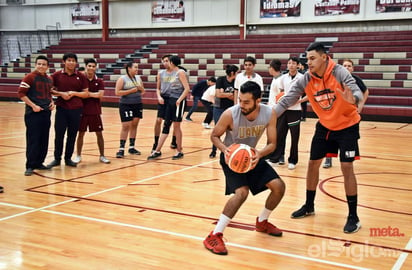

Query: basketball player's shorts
<box><xmin>157</xmin><ymin>96</ymin><xmax>169</xmax><ymax>119</ymax></box>
<box><xmin>310</xmin><ymin>121</ymin><xmax>360</xmax><ymax>162</ymax></box>
<box><xmin>164</xmin><ymin>97</ymin><xmax>186</xmax><ymax>122</ymax></box>
<box><xmin>119</xmin><ymin>103</ymin><xmax>143</xmax><ymax>122</ymax></box>
<box><xmin>220</xmin><ymin>153</ymin><xmax>280</xmax><ymax>195</ymax></box>
<box><xmin>79</xmin><ymin>114</ymin><xmax>103</xmax><ymax>132</ymax></box>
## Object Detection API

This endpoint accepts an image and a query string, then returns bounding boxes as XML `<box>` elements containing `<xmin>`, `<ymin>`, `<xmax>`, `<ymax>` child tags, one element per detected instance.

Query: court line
<box><xmin>0</xmin><ymin>158</ymin><xmax>402</xmax><ymax>268</ymax></box>
<box><xmin>41</xmin><ymin>208</ymin><xmax>370</xmax><ymax>270</ymax></box>
<box><xmin>0</xmin><ymin>159</ymin><xmax>218</xmax><ymax>222</ymax></box>
<box><xmin>392</xmin><ymin>237</ymin><xmax>412</xmax><ymax>270</ymax></box>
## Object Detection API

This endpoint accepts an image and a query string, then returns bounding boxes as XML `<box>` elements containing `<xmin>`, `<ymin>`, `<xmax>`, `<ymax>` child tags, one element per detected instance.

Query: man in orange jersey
<box><xmin>275</xmin><ymin>42</ymin><xmax>364</xmax><ymax>234</ymax></box>
<box><xmin>323</xmin><ymin>58</ymin><xmax>369</xmax><ymax>169</ymax></box>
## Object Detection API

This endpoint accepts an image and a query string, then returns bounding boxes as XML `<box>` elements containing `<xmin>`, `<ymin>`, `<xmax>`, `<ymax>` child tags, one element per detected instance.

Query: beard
<box><xmin>241</xmin><ymin>103</ymin><xmax>257</xmax><ymax>116</ymax></box>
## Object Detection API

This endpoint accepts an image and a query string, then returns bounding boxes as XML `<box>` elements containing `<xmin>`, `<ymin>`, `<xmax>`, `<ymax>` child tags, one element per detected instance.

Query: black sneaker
<box><xmin>128</xmin><ymin>148</ymin><xmax>141</xmax><ymax>155</ymax></box>
<box><xmin>47</xmin><ymin>160</ymin><xmax>61</xmax><ymax>168</ymax></box>
<box><xmin>65</xmin><ymin>160</ymin><xmax>77</xmax><ymax>167</ymax></box>
<box><xmin>36</xmin><ymin>164</ymin><xmax>51</xmax><ymax>170</ymax></box>
<box><xmin>116</xmin><ymin>150</ymin><xmax>124</xmax><ymax>158</ymax></box>
<box><xmin>344</xmin><ymin>216</ymin><xmax>361</xmax><ymax>233</ymax></box>
<box><xmin>209</xmin><ymin>151</ymin><xmax>216</xmax><ymax>158</ymax></box>
<box><xmin>24</xmin><ymin>168</ymin><xmax>33</xmax><ymax>176</ymax></box>
<box><xmin>147</xmin><ymin>151</ymin><xmax>162</xmax><ymax>160</ymax></box>
<box><xmin>279</xmin><ymin>156</ymin><xmax>285</xmax><ymax>165</ymax></box>
<box><xmin>0</xmin><ymin>186</ymin><xmax>3</xmax><ymax>193</ymax></box>
<box><xmin>152</xmin><ymin>143</ymin><xmax>157</xmax><ymax>152</ymax></box>
<box><xmin>172</xmin><ymin>152</ymin><xmax>184</xmax><ymax>160</ymax></box>
<box><xmin>170</xmin><ymin>143</ymin><xmax>177</xmax><ymax>149</ymax></box>
<box><xmin>291</xmin><ymin>205</ymin><xmax>315</xmax><ymax>219</ymax></box>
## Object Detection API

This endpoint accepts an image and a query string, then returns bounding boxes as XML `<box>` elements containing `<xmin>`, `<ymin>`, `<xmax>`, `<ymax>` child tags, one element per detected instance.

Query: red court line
<box><xmin>319</xmin><ymin>173</ymin><xmax>412</xmax><ymax>216</ymax></box>
<box><xmin>25</xmin><ymin>188</ymin><xmax>412</xmax><ymax>254</ymax></box>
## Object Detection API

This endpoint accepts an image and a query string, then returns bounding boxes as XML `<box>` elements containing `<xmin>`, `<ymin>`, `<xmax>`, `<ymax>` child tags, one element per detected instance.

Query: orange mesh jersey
<box><xmin>275</xmin><ymin>57</ymin><xmax>362</xmax><ymax>131</ymax></box>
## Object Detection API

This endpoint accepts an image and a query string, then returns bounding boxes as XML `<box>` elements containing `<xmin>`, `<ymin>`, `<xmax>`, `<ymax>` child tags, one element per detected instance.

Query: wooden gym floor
<box><xmin>0</xmin><ymin>101</ymin><xmax>411</xmax><ymax>270</ymax></box>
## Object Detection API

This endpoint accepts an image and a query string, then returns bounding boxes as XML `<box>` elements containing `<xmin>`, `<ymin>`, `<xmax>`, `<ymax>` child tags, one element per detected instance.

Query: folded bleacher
<box><xmin>1</xmin><ymin>31</ymin><xmax>411</xmax><ymax>122</ymax></box>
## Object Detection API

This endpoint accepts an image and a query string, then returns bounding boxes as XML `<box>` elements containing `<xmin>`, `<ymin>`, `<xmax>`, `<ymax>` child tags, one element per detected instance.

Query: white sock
<box><xmin>258</xmin><ymin>207</ymin><xmax>272</xmax><ymax>222</ymax></box>
<box><xmin>213</xmin><ymin>214</ymin><xmax>231</xmax><ymax>234</ymax></box>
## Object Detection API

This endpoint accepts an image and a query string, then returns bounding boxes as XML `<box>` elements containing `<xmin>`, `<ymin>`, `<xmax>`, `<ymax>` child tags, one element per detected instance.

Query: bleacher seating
<box><xmin>1</xmin><ymin>31</ymin><xmax>411</xmax><ymax>122</ymax></box>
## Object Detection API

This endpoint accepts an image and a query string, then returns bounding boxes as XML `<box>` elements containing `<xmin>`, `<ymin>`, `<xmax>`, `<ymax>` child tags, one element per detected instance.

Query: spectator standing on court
<box><xmin>323</xmin><ymin>58</ymin><xmax>369</xmax><ymax>169</ymax></box>
<box><xmin>269</xmin><ymin>57</ymin><xmax>304</xmax><ymax>170</ymax></box>
<box><xmin>209</xmin><ymin>64</ymin><xmax>239</xmax><ymax>158</ymax></box>
<box><xmin>275</xmin><ymin>42</ymin><xmax>364</xmax><ymax>233</ymax></box>
<box><xmin>267</xmin><ymin>59</ymin><xmax>282</xmax><ymax>108</ymax></box>
<box><xmin>200</xmin><ymin>84</ymin><xmax>216</xmax><ymax>129</ymax></box>
<box><xmin>234</xmin><ymin>56</ymin><xmax>264</xmax><ymax>103</ymax></box>
<box><xmin>203</xmin><ymin>81</ymin><xmax>285</xmax><ymax>255</ymax></box>
<box><xmin>266</xmin><ymin>59</ymin><xmax>282</xmax><ymax>162</ymax></box>
<box><xmin>18</xmin><ymin>55</ymin><xmax>55</xmax><ymax>176</ymax></box>
<box><xmin>148</xmin><ymin>55</ymin><xmax>190</xmax><ymax>160</ymax></box>
<box><xmin>115</xmin><ymin>62</ymin><xmax>145</xmax><ymax>158</ymax></box>
<box><xmin>185</xmin><ymin>76</ymin><xmax>216</xmax><ymax>122</ymax></box>
<box><xmin>73</xmin><ymin>58</ymin><xmax>110</xmax><ymax>164</ymax></box>
<box><xmin>48</xmin><ymin>52</ymin><xmax>89</xmax><ymax>168</ymax></box>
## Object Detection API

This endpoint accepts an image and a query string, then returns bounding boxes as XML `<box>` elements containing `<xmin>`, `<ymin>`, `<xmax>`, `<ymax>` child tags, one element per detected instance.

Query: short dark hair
<box><xmin>78</xmin><ymin>67</ymin><xmax>85</xmax><ymax>71</ymax></box>
<box><xmin>208</xmin><ymin>76</ymin><xmax>217</xmax><ymax>83</ymax></box>
<box><xmin>306</xmin><ymin>42</ymin><xmax>327</xmax><ymax>54</ymax></box>
<box><xmin>244</xmin><ymin>56</ymin><xmax>256</xmax><ymax>65</ymax></box>
<box><xmin>225</xmin><ymin>64</ymin><xmax>239</xmax><ymax>76</ymax></box>
<box><xmin>240</xmin><ymin>81</ymin><xmax>261</xmax><ymax>100</ymax></box>
<box><xmin>342</xmin><ymin>58</ymin><xmax>354</xmax><ymax>66</ymax></box>
<box><xmin>63</xmin><ymin>52</ymin><xmax>78</xmax><ymax>62</ymax></box>
<box><xmin>269</xmin><ymin>59</ymin><xmax>281</xmax><ymax>72</ymax></box>
<box><xmin>84</xmin><ymin>58</ymin><xmax>97</xmax><ymax>66</ymax></box>
<box><xmin>35</xmin><ymin>55</ymin><xmax>49</xmax><ymax>65</ymax></box>
<box><xmin>288</xmin><ymin>56</ymin><xmax>300</xmax><ymax>64</ymax></box>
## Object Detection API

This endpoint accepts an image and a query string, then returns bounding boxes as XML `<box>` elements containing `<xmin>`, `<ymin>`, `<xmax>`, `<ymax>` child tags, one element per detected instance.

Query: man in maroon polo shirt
<box><xmin>73</xmin><ymin>58</ymin><xmax>110</xmax><ymax>164</ymax></box>
<box><xmin>47</xmin><ymin>52</ymin><xmax>89</xmax><ymax>167</ymax></box>
<box><xmin>18</xmin><ymin>55</ymin><xmax>55</xmax><ymax>176</ymax></box>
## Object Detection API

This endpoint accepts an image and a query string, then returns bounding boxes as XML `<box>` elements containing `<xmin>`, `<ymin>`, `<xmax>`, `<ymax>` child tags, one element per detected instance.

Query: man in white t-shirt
<box><xmin>234</xmin><ymin>56</ymin><xmax>263</xmax><ymax>104</ymax></box>
<box><xmin>269</xmin><ymin>57</ymin><xmax>304</xmax><ymax>170</ymax></box>
<box><xmin>267</xmin><ymin>59</ymin><xmax>282</xmax><ymax>107</ymax></box>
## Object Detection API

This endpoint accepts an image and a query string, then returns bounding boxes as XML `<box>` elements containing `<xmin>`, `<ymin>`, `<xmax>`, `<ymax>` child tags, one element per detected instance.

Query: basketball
<box><xmin>226</xmin><ymin>143</ymin><xmax>256</xmax><ymax>174</ymax></box>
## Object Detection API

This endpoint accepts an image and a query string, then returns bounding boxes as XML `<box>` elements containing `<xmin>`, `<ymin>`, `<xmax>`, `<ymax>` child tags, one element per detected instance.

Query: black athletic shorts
<box><xmin>220</xmin><ymin>153</ymin><xmax>280</xmax><ymax>195</ymax></box>
<box><xmin>119</xmin><ymin>103</ymin><xmax>143</xmax><ymax>122</ymax></box>
<box><xmin>310</xmin><ymin>121</ymin><xmax>360</xmax><ymax>162</ymax></box>
<box><xmin>157</xmin><ymin>96</ymin><xmax>169</xmax><ymax>119</ymax></box>
<box><xmin>164</xmin><ymin>97</ymin><xmax>186</xmax><ymax>123</ymax></box>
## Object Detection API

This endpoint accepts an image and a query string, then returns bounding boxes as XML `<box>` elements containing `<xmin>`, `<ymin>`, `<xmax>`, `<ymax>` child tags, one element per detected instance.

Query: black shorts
<box><xmin>119</xmin><ymin>103</ymin><xmax>143</xmax><ymax>122</ymax></box>
<box><xmin>164</xmin><ymin>97</ymin><xmax>186</xmax><ymax>123</ymax></box>
<box><xmin>157</xmin><ymin>95</ymin><xmax>169</xmax><ymax>119</ymax></box>
<box><xmin>310</xmin><ymin>121</ymin><xmax>360</xmax><ymax>162</ymax></box>
<box><xmin>220</xmin><ymin>153</ymin><xmax>280</xmax><ymax>195</ymax></box>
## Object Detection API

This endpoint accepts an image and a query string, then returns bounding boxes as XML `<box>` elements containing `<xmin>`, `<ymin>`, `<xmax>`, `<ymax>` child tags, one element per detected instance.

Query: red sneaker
<box><xmin>203</xmin><ymin>231</ymin><xmax>228</xmax><ymax>255</ymax></box>
<box><xmin>255</xmin><ymin>217</ymin><xmax>283</xmax><ymax>237</ymax></box>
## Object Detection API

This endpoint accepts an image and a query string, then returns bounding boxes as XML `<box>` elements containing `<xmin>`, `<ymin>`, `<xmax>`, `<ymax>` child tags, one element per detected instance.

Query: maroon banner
<box><xmin>314</xmin><ymin>0</ymin><xmax>360</xmax><ymax>16</ymax></box>
<box><xmin>260</xmin><ymin>0</ymin><xmax>301</xmax><ymax>18</ymax></box>
<box><xmin>376</xmin><ymin>0</ymin><xmax>412</xmax><ymax>13</ymax></box>
<box><xmin>152</xmin><ymin>0</ymin><xmax>185</xmax><ymax>23</ymax></box>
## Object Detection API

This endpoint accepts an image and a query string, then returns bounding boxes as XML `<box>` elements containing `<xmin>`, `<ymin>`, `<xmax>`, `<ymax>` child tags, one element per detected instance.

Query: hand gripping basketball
<box><xmin>225</xmin><ymin>143</ymin><xmax>257</xmax><ymax>174</ymax></box>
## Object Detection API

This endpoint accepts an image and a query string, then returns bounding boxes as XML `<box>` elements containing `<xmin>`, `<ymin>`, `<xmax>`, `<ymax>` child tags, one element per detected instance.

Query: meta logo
<box><xmin>369</xmin><ymin>226</ymin><xmax>405</xmax><ymax>237</ymax></box>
